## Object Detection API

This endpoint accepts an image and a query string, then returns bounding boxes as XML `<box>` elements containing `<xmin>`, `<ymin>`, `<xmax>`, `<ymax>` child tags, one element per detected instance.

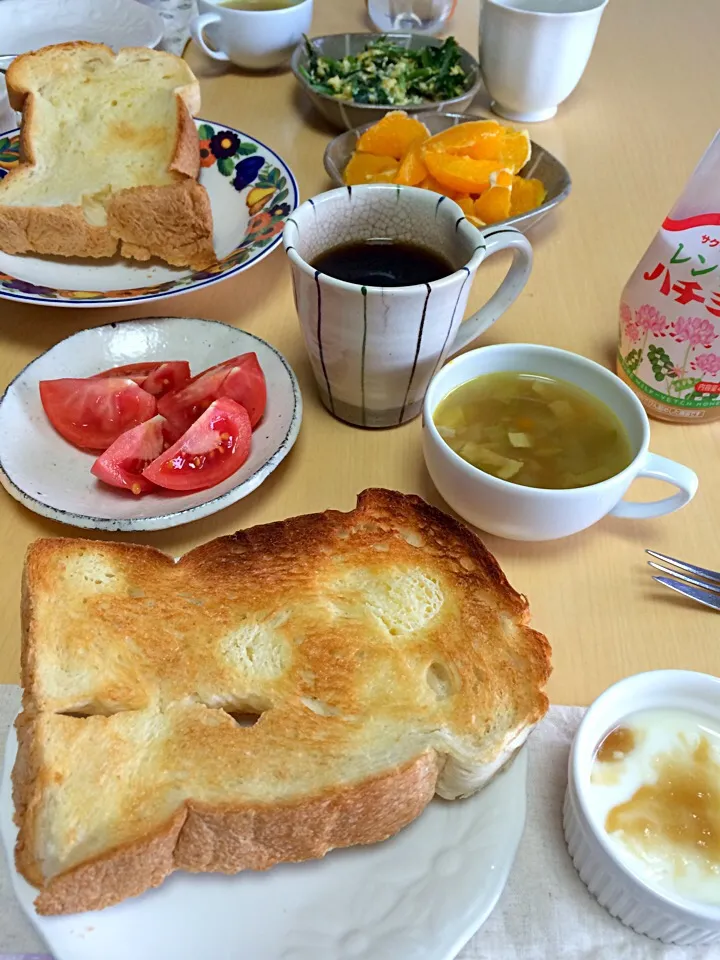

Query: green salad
<box><xmin>299</xmin><ymin>36</ymin><xmax>471</xmax><ymax>106</ymax></box>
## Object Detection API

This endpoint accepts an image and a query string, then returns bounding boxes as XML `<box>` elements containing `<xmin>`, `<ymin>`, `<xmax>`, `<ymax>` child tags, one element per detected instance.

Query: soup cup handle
<box><xmin>447</xmin><ymin>227</ymin><xmax>533</xmax><ymax>357</ymax></box>
<box><xmin>190</xmin><ymin>14</ymin><xmax>230</xmax><ymax>62</ymax></box>
<box><xmin>609</xmin><ymin>453</ymin><xmax>699</xmax><ymax>519</ymax></box>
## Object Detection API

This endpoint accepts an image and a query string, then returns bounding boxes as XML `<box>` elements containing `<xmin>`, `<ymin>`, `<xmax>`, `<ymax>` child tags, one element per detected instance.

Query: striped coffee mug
<box><xmin>283</xmin><ymin>184</ymin><xmax>533</xmax><ymax>428</ymax></box>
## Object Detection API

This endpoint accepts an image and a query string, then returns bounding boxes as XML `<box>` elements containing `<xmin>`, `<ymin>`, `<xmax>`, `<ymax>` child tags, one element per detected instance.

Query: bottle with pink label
<box><xmin>617</xmin><ymin>131</ymin><xmax>720</xmax><ymax>422</ymax></box>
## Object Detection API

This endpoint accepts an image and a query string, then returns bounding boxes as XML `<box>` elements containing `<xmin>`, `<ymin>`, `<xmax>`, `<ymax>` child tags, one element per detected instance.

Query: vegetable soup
<box><xmin>433</xmin><ymin>372</ymin><xmax>634</xmax><ymax>489</ymax></box>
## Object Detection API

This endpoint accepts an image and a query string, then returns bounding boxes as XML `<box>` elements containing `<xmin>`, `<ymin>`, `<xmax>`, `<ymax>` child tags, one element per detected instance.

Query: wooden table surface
<box><xmin>0</xmin><ymin>0</ymin><xmax>718</xmax><ymax>701</ymax></box>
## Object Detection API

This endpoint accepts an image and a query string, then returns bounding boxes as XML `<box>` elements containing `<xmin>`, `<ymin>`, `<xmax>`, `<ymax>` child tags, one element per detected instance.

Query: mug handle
<box><xmin>609</xmin><ymin>453</ymin><xmax>698</xmax><ymax>520</ymax></box>
<box><xmin>448</xmin><ymin>226</ymin><xmax>533</xmax><ymax>357</ymax></box>
<box><xmin>190</xmin><ymin>13</ymin><xmax>229</xmax><ymax>61</ymax></box>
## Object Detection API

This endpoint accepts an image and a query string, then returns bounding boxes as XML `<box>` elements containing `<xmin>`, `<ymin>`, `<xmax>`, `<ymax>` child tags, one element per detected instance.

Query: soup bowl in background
<box><xmin>190</xmin><ymin>0</ymin><xmax>313</xmax><ymax>71</ymax></box>
<box><xmin>422</xmin><ymin>344</ymin><xmax>699</xmax><ymax>541</ymax></box>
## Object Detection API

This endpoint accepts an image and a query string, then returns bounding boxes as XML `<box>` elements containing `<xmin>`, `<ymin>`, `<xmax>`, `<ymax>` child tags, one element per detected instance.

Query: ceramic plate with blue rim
<box><xmin>0</xmin><ymin>120</ymin><xmax>298</xmax><ymax>307</ymax></box>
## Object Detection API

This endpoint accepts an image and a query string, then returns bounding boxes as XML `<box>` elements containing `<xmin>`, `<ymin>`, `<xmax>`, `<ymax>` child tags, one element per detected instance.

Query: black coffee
<box><xmin>312</xmin><ymin>239</ymin><xmax>454</xmax><ymax>287</ymax></box>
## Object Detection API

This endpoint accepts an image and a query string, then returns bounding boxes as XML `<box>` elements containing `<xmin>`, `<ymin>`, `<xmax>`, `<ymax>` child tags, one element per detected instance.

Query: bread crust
<box><xmin>14</xmin><ymin>489</ymin><xmax>551</xmax><ymax>915</ymax></box>
<box><xmin>17</xmin><ymin>752</ymin><xmax>438</xmax><ymax>915</ymax></box>
<box><xmin>0</xmin><ymin>204</ymin><xmax>119</xmax><ymax>259</ymax></box>
<box><xmin>108</xmin><ymin>180</ymin><xmax>215</xmax><ymax>269</ymax></box>
<box><xmin>0</xmin><ymin>42</ymin><xmax>215</xmax><ymax>270</ymax></box>
<box><xmin>171</xmin><ymin>92</ymin><xmax>202</xmax><ymax>180</ymax></box>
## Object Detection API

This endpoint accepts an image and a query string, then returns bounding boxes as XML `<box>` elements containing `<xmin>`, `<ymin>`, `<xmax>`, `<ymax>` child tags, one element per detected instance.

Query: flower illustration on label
<box><xmin>691</xmin><ymin>351</ymin><xmax>720</xmax><ymax>376</ymax></box>
<box><xmin>635</xmin><ymin>303</ymin><xmax>668</xmax><ymax>337</ymax></box>
<box><xmin>620</xmin><ymin>302</ymin><xmax>669</xmax><ymax>375</ymax></box>
<box><xmin>669</xmin><ymin>315</ymin><xmax>717</xmax><ymax>348</ymax></box>
<box><xmin>624</xmin><ymin>321</ymin><xmax>641</xmax><ymax>344</ymax></box>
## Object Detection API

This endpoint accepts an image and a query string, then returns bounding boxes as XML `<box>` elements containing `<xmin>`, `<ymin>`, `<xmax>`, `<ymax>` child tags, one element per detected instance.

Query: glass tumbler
<box><xmin>367</xmin><ymin>0</ymin><xmax>456</xmax><ymax>35</ymax></box>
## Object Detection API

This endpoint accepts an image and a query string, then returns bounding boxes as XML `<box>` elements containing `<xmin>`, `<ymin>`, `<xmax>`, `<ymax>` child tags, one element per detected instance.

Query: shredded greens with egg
<box><xmin>299</xmin><ymin>36</ymin><xmax>471</xmax><ymax>105</ymax></box>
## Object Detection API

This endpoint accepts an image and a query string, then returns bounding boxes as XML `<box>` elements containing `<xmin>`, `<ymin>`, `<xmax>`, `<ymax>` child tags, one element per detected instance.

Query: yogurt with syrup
<box><xmin>590</xmin><ymin>708</ymin><xmax>720</xmax><ymax>905</ymax></box>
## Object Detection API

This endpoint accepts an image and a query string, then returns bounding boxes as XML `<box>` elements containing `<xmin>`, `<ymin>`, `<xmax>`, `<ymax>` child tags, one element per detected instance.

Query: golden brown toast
<box><xmin>0</xmin><ymin>43</ymin><xmax>215</xmax><ymax>269</ymax></box>
<box><xmin>13</xmin><ymin>489</ymin><xmax>551</xmax><ymax>915</ymax></box>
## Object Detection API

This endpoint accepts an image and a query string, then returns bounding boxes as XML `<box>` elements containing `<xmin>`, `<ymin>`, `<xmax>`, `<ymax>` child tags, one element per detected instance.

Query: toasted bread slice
<box><xmin>14</xmin><ymin>489</ymin><xmax>551</xmax><ymax>915</ymax></box>
<box><xmin>0</xmin><ymin>43</ymin><xmax>215</xmax><ymax>269</ymax></box>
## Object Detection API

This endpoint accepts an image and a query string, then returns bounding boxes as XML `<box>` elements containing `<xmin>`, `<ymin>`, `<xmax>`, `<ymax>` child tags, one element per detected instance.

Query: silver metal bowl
<box><xmin>291</xmin><ymin>33</ymin><xmax>482</xmax><ymax>132</ymax></box>
<box><xmin>323</xmin><ymin>112</ymin><xmax>572</xmax><ymax>233</ymax></box>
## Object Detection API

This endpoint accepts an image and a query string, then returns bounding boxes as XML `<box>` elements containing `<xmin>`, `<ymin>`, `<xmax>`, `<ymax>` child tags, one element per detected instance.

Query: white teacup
<box><xmin>283</xmin><ymin>184</ymin><xmax>533</xmax><ymax>428</ymax></box>
<box><xmin>480</xmin><ymin>0</ymin><xmax>608</xmax><ymax>123</ymax></box>
<box><xmin>423</xmin><ymin>344</ymin><xmax>699</xmax><ymax>541</ymax></box>
<box><xmin>190</xmin><ymin>0</ymin><xmax>313</xmax><ymax>71</ymax></box>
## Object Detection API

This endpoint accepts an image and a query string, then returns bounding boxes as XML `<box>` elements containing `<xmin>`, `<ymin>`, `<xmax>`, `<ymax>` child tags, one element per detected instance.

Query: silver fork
<box><xmin>0</xmin><ymin>55</ymin><xmax>17</xmax><ymax>74</ymax></box>
<box><xmin>647</xmin><ymin>549</ymin><xmax>720</xmax><ymax>611</ymax></box>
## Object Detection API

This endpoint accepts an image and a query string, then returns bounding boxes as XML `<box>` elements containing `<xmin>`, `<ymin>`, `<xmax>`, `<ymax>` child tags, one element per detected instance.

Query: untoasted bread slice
<box><xmin>14</xmin><ymin>489</ymin><xmax>551</xmax><ymax>914</ymax></box>
<box><xmin>0</xmin><ymin>43</ymin><xmax>215</xmax><ymax>269</ymax></box>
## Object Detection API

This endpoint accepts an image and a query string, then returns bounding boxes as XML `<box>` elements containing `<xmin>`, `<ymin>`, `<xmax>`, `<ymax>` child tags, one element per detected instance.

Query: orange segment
<box><xmin>474</xmin><ymin>183</ymin><xmax>511</xmax><ymax>225</ymax></box>
<box><xmin>417</xmin><ymin>176</ymin><xmax>461</xmax><ymax>201</ymax></box>
<box><xmin>424</xmin><ymin>151</ymin><xmax>505</xmax><ymax>195</ymax></box>
<box><xmin>509</xmin><ymin>176</ymin><xmax>547</xmax><ymax>215</ymax></box>
<box><xmin>344</xmin><ymin>152</ymin><xmax>399</xmax><ymax>185</ymax></box>
<box><xmin>419</xmin><ymin>174</ymin><xmax>450</xmax><ymax>194</ymax></box>
<box><xmin>394</xmin><ymin>138</ymin><xmax>428</xmax><ymax>186</ymax></box>
<box><xmin>493</xmin><ymin>170</ymin><xmax>513</xmax><ymax>189</ymax></box>
<box><xmin>423</xmin><ymin>119</ymin><xmax>502</xmax><ymax>154</ymax></box>
<box><xmin>465</xmin><ymin>128</ymin><xmax>531</xmax><ymax>173</ymax></box>
<box><xmin>455</xmin><ymin>195</ymin><xmax>476</xmax><ymax>217</ymax></box>
<box><xmin>424</xmin><ymin>120</ymin><xmax>531</xmax><ymax>175</ymax></box>
<box><xmin>356</xmin><ymin>110</ymin><xmax>430</xmax><ymax>161</ymax></box>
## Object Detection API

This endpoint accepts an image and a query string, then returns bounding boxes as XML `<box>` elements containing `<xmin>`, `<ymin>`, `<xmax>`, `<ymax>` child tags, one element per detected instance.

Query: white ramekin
<box><xmin>564</xmin><ymin>669</ymin><xmax>720</xmax><ymax>946</ymax></box>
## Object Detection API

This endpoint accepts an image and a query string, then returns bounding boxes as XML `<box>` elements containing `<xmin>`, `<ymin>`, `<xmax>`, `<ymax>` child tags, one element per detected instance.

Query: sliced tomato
<box><xmin>90</xmin><ymin>416</ymin><xmax>172</xmax><ymax>495</ymax></box>
<box><xmin>92</xmin><ymin>361</ymin><xmax>191</xmax><ymax>397</ymax></box>
<box><xmin>39</xmin><ymin>378</ymin><xmax>157</xmax><ymax>451</ymax></box>
<box><xmin>142</xmin><ymin>397</ymin><xmax>251</xmax><ymax>492</ymax></box>
<box><xmin>157</xmin><ymin>353</ymin><xmax>266</xmax><ymax>435</ymax></box>
<box><xmin>220</xmin><ymin>357</ymin><xmax>267</xmax><ymax>427</ymax></box>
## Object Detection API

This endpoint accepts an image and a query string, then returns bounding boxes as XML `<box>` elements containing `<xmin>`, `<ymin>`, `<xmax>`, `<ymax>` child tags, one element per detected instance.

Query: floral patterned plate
<box><xmin>0</xmin><ymin>119</ymin><xmax>298</xmax><ymax>307</ymax></box>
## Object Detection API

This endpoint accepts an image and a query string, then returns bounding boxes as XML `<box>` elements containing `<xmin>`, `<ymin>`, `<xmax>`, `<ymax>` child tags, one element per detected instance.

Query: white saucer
<box><xmin>0</xmin><ymin>317</ymin><xmax>302</xmax><ymax>531</ymax></box>
<box><xmin>0</xmin><ymin>0</ymin><xmax>163</xmax><ymax>54</ymax></box>
<box><xmin>0</xmin><ymin>719</ymin><xmax>527</xmax><ymax>960</ymax></box>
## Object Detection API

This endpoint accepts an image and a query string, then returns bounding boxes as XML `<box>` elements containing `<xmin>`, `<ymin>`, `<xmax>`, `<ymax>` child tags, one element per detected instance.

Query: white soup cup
<box><xmin>283</xmin><ymin>184</ymin><xmax>533</xmax><ymax>428</ymax></box>
<box><xmin>422</xmin><ymin>343</ymin><xmax>699</xmax><ymax>541</ymax></box>
<box><xmin>190</xmin><ymin>0</ymin><xmax>313</xmax><ymax>71</ymax></box>
<box><xmin>480</xmin><ymin>0</ymin><xmax>608</xmax><ymax>122</ymax></box>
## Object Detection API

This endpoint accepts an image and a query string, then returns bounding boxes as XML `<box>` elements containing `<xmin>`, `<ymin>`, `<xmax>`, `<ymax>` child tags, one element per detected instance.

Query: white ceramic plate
<box><xmin>0</xmin><ymin>120</ymin><xmax>298</xmax><ymax>306</ymax></box>
<box><xmin>0</xmin><ymin>720</ymin><xmax>526</xmax><ymax>960</ymax></box>
<box><xmin>0</xmin><ymin>0</ymin><xmax>163</xmax><ymax>54</ymax></box>
<box><xmin>0</xmin><ymin>317</ymin><xmax>302</xmax><ymax>531</ymax></box>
